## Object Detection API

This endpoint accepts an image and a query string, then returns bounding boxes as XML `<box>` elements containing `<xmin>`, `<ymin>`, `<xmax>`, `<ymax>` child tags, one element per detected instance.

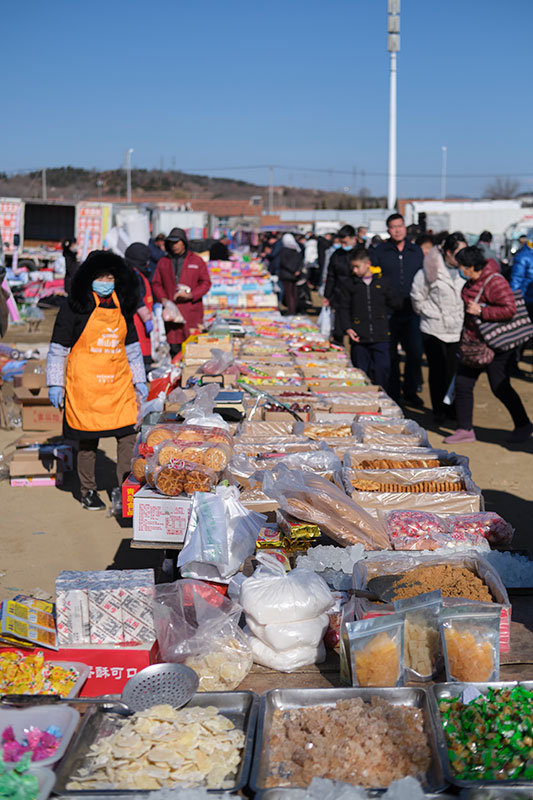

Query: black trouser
<box><xmin>282</xmin><ymin>281</ymin><xmax>298</xmax><ymax>315</ymax></box>
<box><xmin>350</xmin><ymin>341</ymin><xmax>390</xmax><ymax>389</ymax></box>
<box><xmin>78</xmin><ymin>434</ymin><xmax>136</xmax><ymax>495</ymax></box>
<box><xmin>422</xmin><ymin>334</ymin><xmax>459</xmax><ymax>416</ymax></box>
<box><xmin>388</xmin><ymin>311</ymin><xmax>423</xmax><ymax>400</ymax></box>
<box><xmin>455</xmin><ymin>348</ymin><xmax>530</xmax><ymax>430</ymax></box>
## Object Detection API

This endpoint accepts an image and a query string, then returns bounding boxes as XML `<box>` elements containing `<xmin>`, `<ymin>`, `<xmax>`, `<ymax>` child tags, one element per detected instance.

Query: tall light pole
<box><xmin>268</xmin><ymin>165</ymin><xmax>274</xmax><ymax>215</ymax></box>
<box><xmin>387</xmin><ymin>0</ymin><xmax>400</xmax><ymax>210</ymax></box>
<box><xmin>441</xmin><ymin>146</ymin><xmax>447</xmax><ymax>200</ymax></box>
<box><xmin>125</xmin><ymin>148</ymin><xmax>134</xmax><ymax>203</ymax></box>
<box><xmin>42</xmin><ymin>168</ymin><xmax>47</xmax><ymax>202</ymax></box>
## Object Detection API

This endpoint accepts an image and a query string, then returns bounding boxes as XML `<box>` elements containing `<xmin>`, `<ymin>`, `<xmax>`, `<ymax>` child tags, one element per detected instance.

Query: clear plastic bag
<box><xmin>245</xmin><ymin>612</ymin><xmax>329</xmax><ymax>651</ymax></box>
<box><xmin>394</xmin><ymin>591</ymin><xmax>442</xmax><ymax>680</ymax></box>
<box><xmin>200</xmin><ymin>347</ymin><xmax>235</xmax><ymax>375</ymax></box>
<box><xmin>383</xmin><ymin>510</ymin><xmax>491</xmax><ymax>551</ymax></box>
<box><xmin>354</xmin><ymin>418</ymin><xmax>429</xmax><ymax>447</ymax></box>
<box><xmin>145</xmin><ymin>422</ymin><xmax>233</xmax><ymax>448</ymax></box>
<box><xmin>240</xmin><ymin>552</ymin><xmax>333</xmax><ymax>625</ymax></box>
<box><xmin>233</xmin><ymin>437</ymin><xmax>323</xmax><ymax>456</ymax></box>
<box><xmin>244</xmin><ymin>630</ymin><xmax>326</xmax><ymax>672</ymax></box>
<box><xmin>237</xmin><ymin>420</ymin><xmax>294</xmax><ymax>437</ymax></box>
<box><xmin>181</xmin><ymin>383</ymin><xmax>230</xmax><ymax>430</ymax></box>
<box><xmin>153</xmin><ymin>579</ymin><xmax>252</xmax><ymax>690</ymax></box>
<box><xmin>440</xmin><ymin>605</ymin><xmax>501</xmax><ymax>682</ymax></box>
<box><xmin>295</xmin><ymin>421</ymin><xmax>355</xmax><ymax>440</ymax></box>
<box><xmin>257</xmin><ymin>465</ymin><xmax>390</xmax><ymax>549</ymax></box>
<box><xmin>152</xmin><ymin>437</ymin><xmax>232</xmax><ymax>472</ymax></box>
<box><xmin>178</xmin><ymin>486</ymin><xmax>263</xmax><ymax>581</ymax></box>
<box><xmin>226</xmin><ymin>448</ymin><xmax>341</xmax><ymax>487</ymax></box>
<box><xmin>162</xmin><ymin>299</ymin><xmax>185</xmax><ymax>323</ymax></box>
<box><xmin>446</xmin><ymin>512</ymin><xmax>514</xmax><ymax>547</ymax></box>
<box><xmin>345</xmin><ymin>447</ymin><xmax>470</xmax><ymax>473</ymax></box>
<box><xmin>149</xmin><ymin>460</ymin><xmax>217</xmax><ymax>496</ymax></box>
<box><xmin>343</xmin><ymin>613</ymin><xmax>405</xmax><ymax>687</ymax></box>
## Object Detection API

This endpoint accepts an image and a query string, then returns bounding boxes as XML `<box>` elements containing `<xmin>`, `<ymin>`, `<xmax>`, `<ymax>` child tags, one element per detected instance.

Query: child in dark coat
<box><xmin>339</xmin><ymin>247</ymin><xmax>401</xmax><ymax>388</ymax></box>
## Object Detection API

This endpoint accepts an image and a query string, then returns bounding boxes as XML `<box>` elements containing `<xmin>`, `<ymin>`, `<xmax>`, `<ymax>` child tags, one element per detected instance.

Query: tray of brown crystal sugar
<box><xmin>249</xmin><ymin>687</ymin><xmax>448</xmax><ymax>794</ymax></box>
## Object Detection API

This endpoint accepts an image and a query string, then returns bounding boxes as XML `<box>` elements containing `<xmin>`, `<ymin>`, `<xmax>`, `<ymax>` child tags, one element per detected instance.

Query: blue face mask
<box><xmin>458</xmin><ymin>269</ymin><xmax>468</xmax><ymax>281</ymax></box>
<box><xmin>332</xmin><ymin>243</ymin><xmax>341</xmax><ymax>250</ymax></box>
<box><xmin>92</xmin><ymin>279</ymin><xmax>115</xmax><ymax>296</ymax></box>
<box><xmin>342</xmin><ymin>244</ymin><xmax>353</xmax><ymax>251</ymax></box>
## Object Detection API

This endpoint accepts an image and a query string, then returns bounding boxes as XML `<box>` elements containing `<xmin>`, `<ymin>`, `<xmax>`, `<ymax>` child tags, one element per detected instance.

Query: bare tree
<box><xmin>483</xmin><ymin>177</ymin><xmax>520</xmax><ymax>199</ymax></box>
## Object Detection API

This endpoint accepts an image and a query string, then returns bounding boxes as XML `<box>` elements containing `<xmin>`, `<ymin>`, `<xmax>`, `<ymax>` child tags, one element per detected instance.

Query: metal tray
<box><xmin>249</xmin><ymin>686</ymin><xmax>448</xmax><ymax>794</ymax></box>
<box><xmin>464</xmin><ymin>788</ymin><xmax>533</xmax><ymax>798</ymax></box>
<box><xmin>432</xmin><ymin>682</ymin><xmax>533</xmax><ymax>789</ymax></box>
<box><xmin>54</xmin><ymin>691</ymin><xmax>259</xmax><ymax>795</ymax></box>
<box><xmin>255</xmin><ymin>791</ymin><xmax>456</xmax><ymax>799</ymax></box>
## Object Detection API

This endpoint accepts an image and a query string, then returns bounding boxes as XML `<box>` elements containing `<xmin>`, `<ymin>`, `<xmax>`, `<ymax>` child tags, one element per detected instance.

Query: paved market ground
<box><xmin>1</xmin><ymin>308</ymin><xmax>532</xmax><ymax>599</ymax></box>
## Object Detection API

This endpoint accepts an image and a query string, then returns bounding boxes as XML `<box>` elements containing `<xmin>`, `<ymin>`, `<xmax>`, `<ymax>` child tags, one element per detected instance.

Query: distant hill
<box><xmin>0</xmin><ymin>166</ymin><xmax>386</xmax><ymax>211</ymax></box>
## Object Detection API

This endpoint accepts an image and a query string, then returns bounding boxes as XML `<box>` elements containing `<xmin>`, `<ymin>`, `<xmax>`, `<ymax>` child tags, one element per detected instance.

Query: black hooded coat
<box><xmin>51</xmin><ymin>251</ymin><xmax>140</xmax><ymax>350</ymax></box>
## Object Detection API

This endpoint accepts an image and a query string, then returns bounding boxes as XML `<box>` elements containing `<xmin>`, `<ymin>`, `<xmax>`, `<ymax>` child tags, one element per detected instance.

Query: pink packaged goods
<box><xmin>385</xmin><ymin>510</ymin><xmax>513</xmax><ymax>551</ymax></box>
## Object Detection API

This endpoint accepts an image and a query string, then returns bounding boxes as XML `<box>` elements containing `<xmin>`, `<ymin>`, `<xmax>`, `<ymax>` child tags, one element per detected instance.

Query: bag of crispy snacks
<box><xmin>440</xmin><ymin>604</ymin><xmax>501</xmax><ymax>682</ymax></box>
<box><xmin>394</xmin><ymin>590</ymin><xmax>442</xmax><ymax>681</ymax></box>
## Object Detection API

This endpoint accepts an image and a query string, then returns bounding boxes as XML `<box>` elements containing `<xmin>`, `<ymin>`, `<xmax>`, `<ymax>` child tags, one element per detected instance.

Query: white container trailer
<box><xmin>151</xmin><ymin>209</ymin><xmax>209</xmax><ymax>238</ymax></box>
<box><xmin>404</xmin><ymin>200</ymin><xmax>524</xmax><ymax>238</ymax></box>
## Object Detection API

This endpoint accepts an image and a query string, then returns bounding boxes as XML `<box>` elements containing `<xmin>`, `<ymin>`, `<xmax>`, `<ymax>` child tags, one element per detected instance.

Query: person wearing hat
<box><xmin>152</xmin><ymin>227</ymin><xmax>211</xmax><ymax>356</ymax></box>
<box><xmin>46</xmin><ymin>250</ymin><xmax>147</xmax><ymax>511</ymax></box>
<box><xmin>124</xmin><ymin>242</ymin><xmax>154</xmax><ymax>371</ymax></box>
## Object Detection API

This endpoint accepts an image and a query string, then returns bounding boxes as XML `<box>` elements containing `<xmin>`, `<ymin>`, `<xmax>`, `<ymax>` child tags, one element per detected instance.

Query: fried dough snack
<box><xmin>351</xmin><ymin>479</ymin><xmax>466</xmax><ymax>493</ymax></box>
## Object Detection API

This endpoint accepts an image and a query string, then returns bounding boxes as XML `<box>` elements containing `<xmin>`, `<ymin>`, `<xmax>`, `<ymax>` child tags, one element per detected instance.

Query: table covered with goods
<box><xmin>2</xmin><ymin>306</ymin><xmax>533</xmax><ymax>800</ymax></box>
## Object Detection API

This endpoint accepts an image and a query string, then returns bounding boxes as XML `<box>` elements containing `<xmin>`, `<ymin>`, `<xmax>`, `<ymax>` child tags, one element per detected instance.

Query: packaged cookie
<box><xmin>153</xmin><ymin>438</ymin><xmax>232</xmax><ymax>472</ymax></box>
<box><xmin>152</xmin><ymin>460</ymin><xmax>217</xmax><ymax>497</ymax></box>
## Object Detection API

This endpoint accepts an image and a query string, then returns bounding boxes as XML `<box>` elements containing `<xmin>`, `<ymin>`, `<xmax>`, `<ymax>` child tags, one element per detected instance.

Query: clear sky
<box><xmin>1</xmin><ymin>0</ymin><xmax>531</xmax><ymax>199</ymax></box>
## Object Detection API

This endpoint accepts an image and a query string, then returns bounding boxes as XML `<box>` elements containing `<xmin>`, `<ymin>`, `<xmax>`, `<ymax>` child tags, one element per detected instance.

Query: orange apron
<box><xmin>65</xmin><ymin>292</ymin><xmax>137</xmax><ymax>432</ymax></box>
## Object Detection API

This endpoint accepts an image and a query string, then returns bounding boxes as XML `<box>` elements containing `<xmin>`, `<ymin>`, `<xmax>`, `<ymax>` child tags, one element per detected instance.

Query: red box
<box><xmin>122</xmin><ymin>473</ymin><xmax>142</xmax><ymax>518</ymax></box>
<box><xmin>0</xmin><ymin>641</ymin><xmax>160</xmax><ymax>696</ymax></box>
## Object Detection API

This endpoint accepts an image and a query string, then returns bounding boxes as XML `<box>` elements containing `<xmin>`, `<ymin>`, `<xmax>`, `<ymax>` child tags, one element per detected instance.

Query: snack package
<box><xmin>240</xmin><ymin>553</ymin><xmax>333</xmax><ymax>625</ymax></box>
<box><xmin>245</xmin><ymin>611</ymin><xmax>329</xmax><ymax>651</ymax></box>
<box><xmin>144</xmin><ymin>422</ymin><xmax>233</xmax><ymax>449</ymax></box>
<box><xmin>244</xmin><ymin>630</ymin><xmax>326</xmax><ymax>672</ymax></box>
<box><xmin>153</xmin><ymin>438</ymin><xmax>232</xmax><ymax>472</ymax></box>
<box><xmin>153</xmin><ymin>579</ymin><xmax>252</xmax><ymax>690</ymax></box>
<box><xmin>345</xmin><ymin>447</ymin><xmax>470</xmax><ymax>473</ymax></box>
<box><xmin>446</xmin><ymin>512</ymin><xmax>514</xmax><ymax>547</ymax></box>
<box><xmin>295</xmin><ymin>422</ymin><xmax>355</xmax><ymax>440</ymax></box>
<box><xmin>440</xmin><ymin>605</ymin><xmax>501</xmax><ymax>682</ymax></box>
<box><xmin>233</xmin><ymin>437</ymin><xmax>323</xmax><ymax>455</ymax></box>
<box><xmin>343</xmin><ymin>612</ymin><xmax>404</xmax><ymax>687</ymax></box>
<box><xmin>258</xmin><ymin>465</ymin><xmax>389</xmax><ymax>549</ymax></box>
<box><xmin>150</xmin><ymin>460</ymin><xmax>217</xmax><ymax>496</ymax></box>
<box><xmin>383</xmin><ymin>509</ymin><xmax>489</xmax><ymax>551</ymax></box>
<box><xmin>276</xmin><ymin>509</ymin><xmax>321</xmax><ymax>551</ymax></box>
<box><xmin>226</xmin><ymin>448</ymin><xmax>341</xmax><ymax>488</ymax></box>
<box><xmin>394</xmin><ymin>590</ymin><xmax>442</xmax><ymax>680</ymax></box>
<box><xmin>354</xmin><ymin>418</ymin><xmax>429</xmax><ymax>447</ymax></box>
<box><xmin>237</xmin><ymin>420</ymin><xmax>294</xmax><ymax>437</ymax></box>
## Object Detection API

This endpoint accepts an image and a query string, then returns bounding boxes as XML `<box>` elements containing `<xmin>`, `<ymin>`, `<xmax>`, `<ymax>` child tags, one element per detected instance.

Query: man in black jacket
<box><xmin>371</xmin><ymin>213</ymin><xmax>424</xmax><ymax>405</ymax></box>
<box><xmin>323</xmin><ymin>224</ymin><xmax>357</xmax><ymax>344</ymax></box>
<box><xmin>339</xmin><ymin>247</ymin><xmax>401</xmax><ymax>388</ymax></box>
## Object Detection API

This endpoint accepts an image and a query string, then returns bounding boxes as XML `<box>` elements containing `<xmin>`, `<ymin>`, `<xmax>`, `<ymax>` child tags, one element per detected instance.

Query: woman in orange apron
<box><xmin>46</xmin><ymin>251</ymin><xmax>147</xmax><ymax>510</ymax></box>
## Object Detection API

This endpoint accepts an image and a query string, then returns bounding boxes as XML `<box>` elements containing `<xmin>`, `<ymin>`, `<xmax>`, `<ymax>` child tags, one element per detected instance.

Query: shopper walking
<box><xmin>371</xmin><ymin>213</ymin><xmax>424</xmax><ymax>405</ymax></box>
<box><xmin>410</xmin><ymin>233</ymin><xmax>466</xmax><ymax>422</ymax></box>
<box><xmin>323</xmin><ymin>224</ymin><xmax>357</xmax><ymax>344</ymax></box>
<box><xmin>278</xmin><ymin>233</ymin><xmax>303</xmax><ymax>315</ymax></box>
<box><xmin>510</xmin><ymin>236</ymin><xmax>533</xmax><ymax>321</ymax></box>
<box><xmin>47</xmin><ymin>251</ymin><xmax>147</xmax><ymax>510</ymax></box>
<box><xmin>339</xmin><ymin>247</ymin><xmax>401</xmax><ymax>388</ymax></box>
<box><xmin>445</xmin><ymin>246</ymin><xmax>532</xmax><ymax>444</ymax></box>
<box><xmin>62</xmin><ymin>238</ymin><xmax>79</xmax><ymax>295</ymax></box>
<box><xmin>152</xmin><ymin>227</ymin><xmax>211</xmax><ymax>356</ymax></box>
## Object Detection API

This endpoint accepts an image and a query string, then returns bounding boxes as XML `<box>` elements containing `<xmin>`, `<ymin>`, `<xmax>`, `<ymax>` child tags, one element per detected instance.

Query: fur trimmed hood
<box><xmin>69</xmin><ymin>250</ymin><xmax>139</xmax><ymax>316</ymax></box>
<box><xmin>423</xmin><ymin>245</ymin><xmax>445</xmax><ymax>283</ymax></box>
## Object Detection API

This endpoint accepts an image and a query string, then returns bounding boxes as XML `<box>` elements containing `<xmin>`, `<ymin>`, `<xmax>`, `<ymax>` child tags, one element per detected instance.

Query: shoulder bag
<box><xmin>459</xmin><ymin>277</ymin><xmax>495</xmax><ymax>368</ymax></box>
<box><xmin>477</xmin><ymin>277</ymin><xmax>533</xmax><ymax>352</ymax></box>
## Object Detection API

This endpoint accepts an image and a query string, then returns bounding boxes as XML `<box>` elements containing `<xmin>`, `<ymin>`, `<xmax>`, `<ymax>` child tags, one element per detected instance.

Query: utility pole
<box><xmin>42</xmin><ymin>168</ymin><xmax>47</xmax><ymax>202</ymax></box>
<box><xmin>125</xmin><ymin>148</ymin><xmax>134</xmax><ymax>203</ymax></box>
<box><xmin>387</xmin><ymin>0</ymin><xmax>400</xmax><ymax>210</ymax></box>
<box><xmin>268</xmin><ymin>166</ymin><xmax>274</xmax><ymax>215</ymax></box>
<box><xmin>441</xmin><ymin>146</ymin><xmax>447</xmax><ymax>200</ymax></box>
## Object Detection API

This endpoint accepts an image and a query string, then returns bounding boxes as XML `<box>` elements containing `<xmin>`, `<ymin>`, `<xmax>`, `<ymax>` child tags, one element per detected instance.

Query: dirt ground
<box><xmin>1</xmin><ymin>308</ymin><xmax>532</xmax><ymax>599</ymax></box>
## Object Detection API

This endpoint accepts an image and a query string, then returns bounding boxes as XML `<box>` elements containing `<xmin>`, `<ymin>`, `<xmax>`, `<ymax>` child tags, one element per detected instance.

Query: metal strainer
<box><xmin>1</xmin><ymin>663</ymin><xmax>199</xmax><ymax>716</ymax></box>
<box><xmin>121</xmin><ymin>663</ymin><xmax>199</xmax><ymax>712</ymax></box>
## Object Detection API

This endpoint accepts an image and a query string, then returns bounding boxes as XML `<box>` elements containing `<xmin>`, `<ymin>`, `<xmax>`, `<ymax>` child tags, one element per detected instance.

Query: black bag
<box><xmin>477</xmin><ymin>287</ymin><xmax>533</xmax><ymax>352</ymax></box>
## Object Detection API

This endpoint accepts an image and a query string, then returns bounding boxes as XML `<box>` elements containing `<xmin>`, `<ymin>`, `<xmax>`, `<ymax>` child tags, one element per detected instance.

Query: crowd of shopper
<box><xmin>260</xmin><ymin>217</ymin><xmax>533</xmax><ymax>444</ymax></box>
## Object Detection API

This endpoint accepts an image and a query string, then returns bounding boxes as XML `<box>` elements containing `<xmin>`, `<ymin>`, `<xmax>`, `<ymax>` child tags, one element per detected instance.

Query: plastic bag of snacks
<box><xmin>354</xmin><ymin>418</ymin><xmax>428</xmax><ymax>447</ymax></box>
<box><xmin>394</xmin><ymin>591</ymin><xmax>442</xmax><ymax>680</ymax></box>
<box><xmin>153</xmin><ymin>579</ymin><xmax>252</xmax><ymax>690</ymax></box>
<box><xmin>383</xmin><ymin>510</ymin><xmax>489</xmax><ymax>551</ymax></box>
<box><xmin>440</xmin><ymin>605</ymin><xmax>501</xmax><ymax>682</ymax></box>
<box><xmin>152</xmin><ymin>438</ymin><xmax>232</xmax><ymax>472</ymax></box>
<box><xmin>147</xmin><ymin>460</ymin><xmax>216</xmax><ymax>496</ymax></box>
<box><xmin>446</xmin><ymin>512</ymin><xmax>514</xmax><ymax>547</ymax></box>
<box><xmin>343</xmin><ymin>612</ymin><xmax>405</xmax><ymax>687</ymax></box>
<box><xmin>145</xmin><ymin>422</ymin><xmax>232</xmax><ymax>449</ymax></box>
<box><xmin>258</xmin><ymin>465</ymin><xmax>389</xmax><ymax>549</ymax></box>
<box><xmin>345</xmin><ymin>447</ymin><xmax>469</xmax><ymax>473</ymax></box>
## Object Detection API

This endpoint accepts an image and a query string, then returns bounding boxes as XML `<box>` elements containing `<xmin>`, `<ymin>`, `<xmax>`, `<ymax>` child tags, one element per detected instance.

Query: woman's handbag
<box><xmin>477</xmin><ymin>288</ymin><xmax>533</xmax><ymax>352</ymax></box>
<box><xmin>459</xmin><ymin>329</ymin><xmax>494</xmax><ymax>368</ymax></box>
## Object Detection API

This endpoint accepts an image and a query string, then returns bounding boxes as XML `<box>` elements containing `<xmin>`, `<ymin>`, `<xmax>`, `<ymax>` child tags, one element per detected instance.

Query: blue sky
<box><xmin>1</xmin><ymin>0</ymin><xmax>531</xmax><ymax>198</ymax></box>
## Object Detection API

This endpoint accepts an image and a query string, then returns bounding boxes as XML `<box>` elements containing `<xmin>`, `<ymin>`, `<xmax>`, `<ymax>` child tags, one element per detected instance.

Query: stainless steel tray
<box><xmin>463</xmin><ymin>788</ymin><xmax>533</xmax><ymax>798</ymax></box>
<box><xmin>255</xmin><ymin>791</ymin><xmax>456</xmax><ymax>799</ymax></box>
<box><xmin>249</xmin><ymin>686</ymin><xmax>448</xmax><ymax>794</ymax></box>
<box><xmin>432</xmin><ymin>682</ymin><xmax>533</xmax><ymax>789</ymax></box>
<box><xmin>54</xmin><ymin>691</ymin><xmax>259</xmax><ymax>795</ymax></box>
